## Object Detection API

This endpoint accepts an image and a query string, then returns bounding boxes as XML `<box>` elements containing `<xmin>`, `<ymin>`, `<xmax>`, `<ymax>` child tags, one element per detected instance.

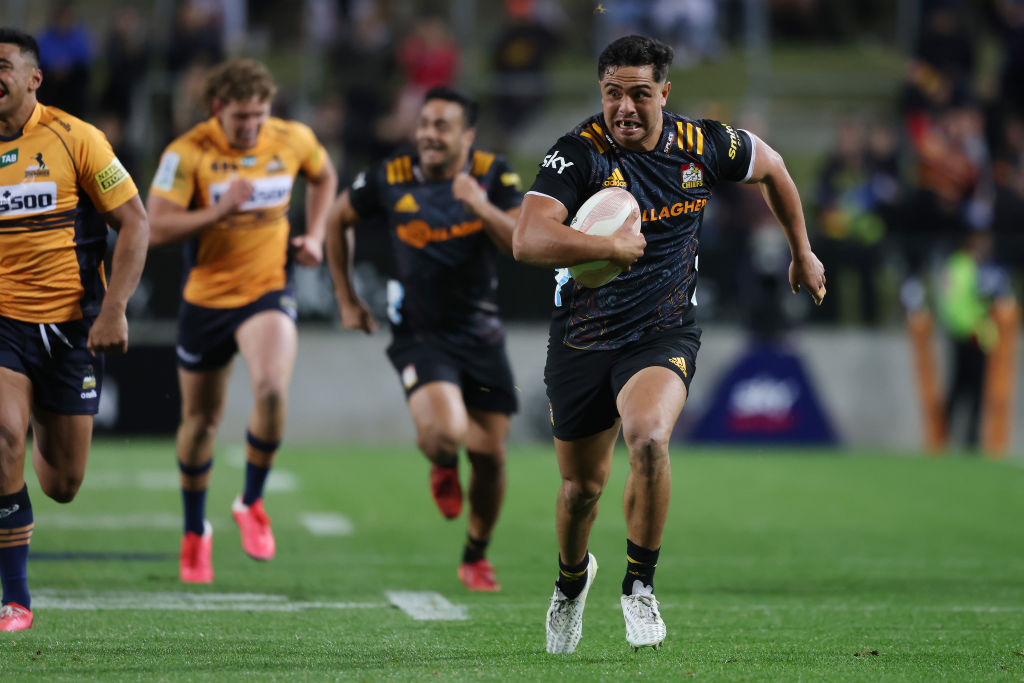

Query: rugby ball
<box><xmin>567</xmin><ymin>187</ymin><xmax>641</xmax><ymax>288</ymax></box>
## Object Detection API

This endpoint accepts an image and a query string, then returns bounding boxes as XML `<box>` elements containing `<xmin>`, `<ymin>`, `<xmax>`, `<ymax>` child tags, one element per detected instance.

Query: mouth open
<box><xmin>616</xmin><ymin>120</ymin><xmax>642</xmax><ymax>134</ymax></box>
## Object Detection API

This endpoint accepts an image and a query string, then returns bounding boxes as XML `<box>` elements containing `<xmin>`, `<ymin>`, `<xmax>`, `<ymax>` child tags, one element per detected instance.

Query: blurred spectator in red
<box><xmin>36</xmin><ymin>1</ymin><xmax>94</xmax><ymax>116</ymax></box>
<box><xmin>102</xmin><ymin>6</ymin><xmax>150</xmax><ymax>123</ymax></box>
<box><xmin>380</xmin><ymin>14</ymin><xmax>460</xmax><ymax>144</ymax></box>
<box><xmin>490</xmin><ymin>0</ymin><xmax>564</xmax><ymax>140</ymax></box>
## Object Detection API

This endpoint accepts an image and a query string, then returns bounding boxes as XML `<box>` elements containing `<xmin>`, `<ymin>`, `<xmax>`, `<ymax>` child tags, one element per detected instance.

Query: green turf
<box><xmin>2</xmin><ymin>441</ymin><xmax>1022</xmax><ymax>681</ymax></box>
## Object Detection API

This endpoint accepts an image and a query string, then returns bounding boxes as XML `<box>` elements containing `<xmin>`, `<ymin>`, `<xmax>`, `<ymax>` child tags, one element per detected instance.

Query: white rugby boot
<box><xmin>544</xmin><ymin>553</ymin><xmax>597</xmax><ymax>654</ymax></box>
<box><xmin>620</xmin><ymin>580</ymin><xmax>666</xmax><ymax>651</ymax></box>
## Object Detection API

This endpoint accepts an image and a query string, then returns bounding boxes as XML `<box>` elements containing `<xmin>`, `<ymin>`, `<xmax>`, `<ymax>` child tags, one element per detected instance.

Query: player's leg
<box><xmin>30</xmin><ymin>408</ymin><xmax>94</xmax><ymax>504</ymax></box>
<box><xmin>177</xmin><ymin>365</ymin><xmax>231</xmax><ymax>582</ymax></box>
<box><xmin>232</xmin><ymin>309</ymin><xmax>297</xmax><ymax>560</ymax></box>
<box><xmin>408</xmin><ymin>381</ymin><xmax>469</xmax><ymax>519</ymax></box>
<box><xmin>545</xmin><ymin>427</ymin><xmax>617</xmax><ymax>653</ymax></box>
<box><xmin>457</xmin><ymin>409</ymin><xmax>509</xmax><ymax>591</ymax></box>
<box><xmin>0</xmin><ymin>368</ymin><xmax>34</xmax><ymax>631</ymax></box>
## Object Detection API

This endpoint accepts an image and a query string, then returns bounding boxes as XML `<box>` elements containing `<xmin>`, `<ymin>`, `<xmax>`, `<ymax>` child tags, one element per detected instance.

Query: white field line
<box><xmin>84</xmin><ymin>465</ymin><xmax>297</xmax><ymax>493</ymax></box>
<box><xmin>386</xmin><ymin>591</ymin><xmax>468</xmax><ymax>621</ymax></box>
<box><xmin>32</xmin><ymin>590</ymin><xmax>381</xmax><ymax>612</ymax></box>
<box><xmin>300</xmin><ymin>513</ymin><xmax>354</xmax><ymax>536</ymax></box>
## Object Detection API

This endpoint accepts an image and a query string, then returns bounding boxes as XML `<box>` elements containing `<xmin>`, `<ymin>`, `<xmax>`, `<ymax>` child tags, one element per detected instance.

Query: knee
<box><xmin>253</xmin><ymin>377</ymin><xmax>287</xmax><ymax>413</ymax></box>
<box><xmin>560</xmin><ymin>477</ymin><xmax>605</xmax><ymax>514</ymax></box>
<box><xmin>622</xmin><ymin>420</ymin><xmax>672</xmax><ymax>476</ymax></box>
<box><xmin>41</xmin><ymin>476</ymin><xmax>81</xmax><ymax>504</ymax></box>
<box><xmin>417</xmin><ymin>423</ymin><xmax>465</xmax><ymax>458</ymax></box>
<box><xmin>0</xmin><ymin>424</ymin><xmax>25</xmax><ymax>463</ymax></box>
<box><xmin>180</xmin><ymin>414</ymin><xmax>220</xmax><ymax>448</ymax></box>
<box><xmin>466</xmin><ymin>448</ymin><xmax>506</xmax><ymax>473</ymax></box>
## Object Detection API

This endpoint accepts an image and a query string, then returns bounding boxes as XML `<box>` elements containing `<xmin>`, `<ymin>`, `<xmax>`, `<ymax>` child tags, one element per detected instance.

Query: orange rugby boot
<box><xmin>429</xmin><ymin>463</ymin><xmax>463</xmax><ymax>519</ymax></box>
<box><xmin>232</xmin><ymin>495</ymin><xmax>275</xmax><ymax>560</ymax></box>
<box><xmin>457</xmin><ymin>558</ymin><xmax>501</xmax><ymax>592</ymax></box>
<box><xmin>179</xmin><ymin>520</ymin><xmax>214</xmax><ymax>584</ymax></box>
<box><xmin>0</xmin><ymin>602</ymin><xmax>33</xmax><ymax>631</ymax></box>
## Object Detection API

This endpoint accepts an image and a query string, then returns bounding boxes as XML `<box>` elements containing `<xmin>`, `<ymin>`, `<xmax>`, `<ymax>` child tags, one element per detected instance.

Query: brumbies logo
<box><xmin>25</xmin><ymin>152</ymin><xmax>50</xmax><ymax>179</ymax></box>
<box><xmin>681</xmin><ymin>163</ymin><xmax>703</xmax><ymax>189</ymax></box>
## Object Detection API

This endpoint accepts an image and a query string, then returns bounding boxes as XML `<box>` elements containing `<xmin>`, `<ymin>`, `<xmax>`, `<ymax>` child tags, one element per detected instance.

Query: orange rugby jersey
<box><xmin>149</xmin><ymin>116</ymin><xmax>327</xmax><ymax>308</ymax></box>
<box><xmin>0</xmin><ymin>103</ymin><xmax>138</xmax><ymax>323</ymax></box>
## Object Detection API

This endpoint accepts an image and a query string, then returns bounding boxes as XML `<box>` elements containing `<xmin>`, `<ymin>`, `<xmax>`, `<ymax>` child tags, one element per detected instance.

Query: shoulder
<box><xmin>265</xmin><ymin>117</ymin><xmax>317</xmax><ymax>144</ymax></box>
<box><xmin>381</xmin><ymin>152</ymin><xmax>415</xmax><ymax>185</ymax></box>
<box><xmin>565</xmin><ymin>114</ymin><xmax>614</xmax><ymax>155</ymax></box>
<box><xmin>167</xmin><ymin>119</ymin><xmax>219</xmax><ymax>154</ymax></box>
<box><xmin>36</xmin><ymin>105</ymin><xmax>104</xmax><ymax>147</ymax></box>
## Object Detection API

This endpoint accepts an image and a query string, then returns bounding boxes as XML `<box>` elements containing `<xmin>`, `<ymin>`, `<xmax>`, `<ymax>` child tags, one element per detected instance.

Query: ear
<box><xmin>660</xmin><ymin>80</ymin><xmax>671</xmax><ymax>106</ymax></box>
<box><xmin>463</xmin><ymin>127</ymin><xmax>477</xmax><ymax>148</ymax></box>
<box><xmin>211</xmin><ymin>98</ymin><xmax>223</xmax><ymax>116</ymax></box>
<box><xmin>27</xmin><ymin>67</ymin><xmax>42</xmax><ymax>93</ymax></box>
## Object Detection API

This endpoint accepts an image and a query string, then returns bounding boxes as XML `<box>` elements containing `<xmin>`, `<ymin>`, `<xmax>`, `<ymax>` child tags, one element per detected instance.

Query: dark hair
<box><xmin>597</xmin><ymin>35</ymin><xmax>674</xmax><ymax>83</ymax></box>
<box><xmin>0</xmin><ymin>27</ymin><xmax>40</xmax><ymax>66</ymax></box>
<box><xmin>423</xmin><ymin>86</ymin><xmax>478</xmax><ymax>128</ymax></box>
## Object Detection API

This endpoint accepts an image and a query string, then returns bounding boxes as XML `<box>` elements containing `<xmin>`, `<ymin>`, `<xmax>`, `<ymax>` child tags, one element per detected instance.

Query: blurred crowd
<box><xmin>15</xmin><ymin>0</ymin><xmax>1024</xmax><ymax>328</ymax></box>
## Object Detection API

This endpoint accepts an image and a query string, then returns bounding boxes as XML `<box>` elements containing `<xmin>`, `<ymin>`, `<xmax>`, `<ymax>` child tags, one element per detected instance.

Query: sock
<box><xmin>622</xmin><ymin>539</ymin><xmax>660</xmax><ymax>595</ymax></box>
<box><xmin>434</xmin><ymin>451</ymin><xmax>458</xmax><ymax>469</ymax></box>
<box><xmin>462</xmin><ymin>535</ymin><xmax>489</xmax><ymax>564</ymax></box>
<box><xmin>555</xmin><ymin>553</ymin><xmax>590</xmax><ymax>600</ymax></box>
<box><xmin>179</xmin><ymin>459</ymin><xmax>212</xmax><ymax>536</ymax></box>
<box><xmin>0</xmin><ymin>486</ymin><xmax>33</xmax><ymax>609</ymax></box>
<box><xmin>243</xmin><ymin>430</ymin><xmax>278</xmax><ymax>505</ymax></box>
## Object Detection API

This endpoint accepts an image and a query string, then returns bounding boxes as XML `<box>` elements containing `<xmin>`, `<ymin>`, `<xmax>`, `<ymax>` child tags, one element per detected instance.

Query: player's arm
<box><xmin>746</xmin><ymin>133</ymin><xmax>827</xmax><ymax>305</ymax></box>
<box><xmin>452</xmin><ymin>172</ymin><xmax>519</xmax><ymax>254</ymax></box>
<box><xmin>147</xmin><ymin>179</ymin><xmax>253</xmax><ymax>247</ymax></box>
<box><xmin>292</xmin><ymin>154</ymin><xmax>339</xmax><ymax>267</ymax></box>
<box><xmin>88</xmin><ymin>194</ymin><xmax>149</xmax><ymax>355</ymax></box>
<box><xmin>325</xmin><ymin>189</ymin><xmax>376</xmax><ymax>334</ymax></box>
<box><xmin>513</xmin><ymin>193</ymin><xmax>643</xmax><ymax>270</ymax></box>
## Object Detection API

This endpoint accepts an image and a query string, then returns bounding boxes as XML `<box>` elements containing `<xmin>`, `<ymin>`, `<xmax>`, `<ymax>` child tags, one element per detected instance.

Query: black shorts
<box><xmin>177</xmin><ymin>287</ymin><xmax>297</xmax><ymax>371</ymax></box>
<box><xmin>0</xmin><ymin>314</ymin><xmax>103</xmax><ymax>415</ymax></box>
<box><xmin>386</xmin><ymin>335</ymin><xmax>518</xmax><ymax>415</ymax></box>
<box><xmin>544</xmin><ymin>325</ymin><xmax>702</xmax><ymax>441</ymax></box>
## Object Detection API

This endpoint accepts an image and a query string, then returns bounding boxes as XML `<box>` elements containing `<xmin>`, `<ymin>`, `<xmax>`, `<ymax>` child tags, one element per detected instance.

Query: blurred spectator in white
<box><xmin>36</xmin><ymin>1</ymin><xmax>94</xmax><ymax>116</ymax></box>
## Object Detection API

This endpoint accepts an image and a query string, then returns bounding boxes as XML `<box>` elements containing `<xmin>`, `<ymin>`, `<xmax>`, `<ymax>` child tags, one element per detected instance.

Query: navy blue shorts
<box><xmin>0</xmin><ymin>314</ymin><xmax>103</xmax><ymax>415</ymax></box>
<box><xmin>544</xmin><ymin>324</ymin><xmax>702</xmax><ymax>441</ymax></box>
<box><xmin>176</xmin><ymin>287</ymin><xmax>297</xmax><ymax>371</ymax></box>
<box><xmin>386</xmin><ymin>335</ymin><xmax>519</xmax><ymax>415</ymax></box>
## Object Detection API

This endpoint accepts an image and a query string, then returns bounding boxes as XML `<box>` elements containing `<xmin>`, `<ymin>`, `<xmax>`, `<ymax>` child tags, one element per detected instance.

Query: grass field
<box><xmin>2</xmin><ymin>440</ymin><xmax>1022</xmax><ymax>681</ymax></box>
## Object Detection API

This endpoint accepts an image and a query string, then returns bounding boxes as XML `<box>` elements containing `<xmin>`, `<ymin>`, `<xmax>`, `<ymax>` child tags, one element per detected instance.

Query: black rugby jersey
<box><xmin>349</xmin><ymin>149</ymin><xmax>522</xmax><ymax>346</ymax></box>
<box><xmin>529</xmin><ymin>111</ymin><xmax>754</xmax><ymax>350</ymax></box>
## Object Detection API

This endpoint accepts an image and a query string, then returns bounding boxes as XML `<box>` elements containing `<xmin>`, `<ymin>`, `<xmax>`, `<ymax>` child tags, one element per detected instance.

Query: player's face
<box><xmin>215</xmin><ymin>96</ymin><xmax>271</xmax><ymax>150</ymax></box>
<box><xmin>0</xmin><ymin>43</ymin><xmax>42</xmax><ymax>122</ymax></box>
<box><xmin>415</xmin><ymin>99</ymin><xmax>474</xmax><ymax>176</ymax></box>
<box><xmin>600</xmin><ymin>65</ymin><xmax>671</xmax><ymax>152</ymax></box>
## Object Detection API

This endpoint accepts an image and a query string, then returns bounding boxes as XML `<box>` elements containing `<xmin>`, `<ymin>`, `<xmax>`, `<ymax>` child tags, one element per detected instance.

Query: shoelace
<box><xmin>630</xmin><ymin>594</ymin><xmax>660</xmax><ymax>621</ymax></box>
<box><xmin>0</xmin><ymin>604</ymin><xmax>22</xmax><ymax>618</ymax></box>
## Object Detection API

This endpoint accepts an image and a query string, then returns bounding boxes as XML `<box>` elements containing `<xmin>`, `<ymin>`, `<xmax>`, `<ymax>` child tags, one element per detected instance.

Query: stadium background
<box><xmin>7</xmin><ymin>0</ymin><xmax>1023</xmax><ymax>452</ymax></box>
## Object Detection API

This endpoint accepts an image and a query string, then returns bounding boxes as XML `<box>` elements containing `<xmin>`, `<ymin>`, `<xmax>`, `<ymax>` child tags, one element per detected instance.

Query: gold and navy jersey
<box><xmin>349</xmin><ymin>149</ymin><xmax>522</xmax><ymax>346</ymax></box>
<box><xmin>0</xmin><ymin>103</ymin><xmax>138</xmax><ymax>323</ymax></box>
<box><xmin>149</xmin><ymin>116</ymin><xmax>327</xmax><ymax>308</ymax></box>
<box><xmin>529</xmin><ymin>111</ymin><xmax>754</xmax><ymax>350</ymax></box>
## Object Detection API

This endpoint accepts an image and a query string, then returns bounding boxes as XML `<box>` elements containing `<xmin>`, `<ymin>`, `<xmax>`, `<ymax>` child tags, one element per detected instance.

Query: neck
<box><xmin>0</xmin><ymin>98</ymin><xmax>36</xmax><ymax>138</ymax></box>
<box><xmin>422</xmin><ymin>148</ymin><xmax>469</xmax><ymax>181</ymax></box>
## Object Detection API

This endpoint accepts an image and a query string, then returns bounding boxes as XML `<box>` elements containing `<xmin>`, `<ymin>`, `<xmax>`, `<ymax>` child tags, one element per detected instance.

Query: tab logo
<box><xmin>541</xmin><ymin>150</ymin><xmax>574</xmax><ymax>175</ymax></box>
<box><xmin>0</xmin><ymin>148</ymin><xmax>18</xmax><ymax>168</ymax></box>
<box><xmin>603</xmin><ymin>168</ymin><xmax>627</xmax><ymax>187</ymax></box>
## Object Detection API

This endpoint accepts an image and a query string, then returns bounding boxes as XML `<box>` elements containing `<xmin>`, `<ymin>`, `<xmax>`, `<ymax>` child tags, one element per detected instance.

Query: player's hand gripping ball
<box><xmin>568</xmin><ymin>187</ymin><xmax>642</xmax><ymax>288</ymax></box>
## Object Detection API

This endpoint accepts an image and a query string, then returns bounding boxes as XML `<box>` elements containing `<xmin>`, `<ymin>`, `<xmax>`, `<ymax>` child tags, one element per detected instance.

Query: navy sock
<box><xmin>0</xmin><ymin>486</ymin><xmax>33</xmax><ymax>609</ymax></box>
<box><xmin>623</xmin><ymin>539</ymin><xmax>660</xmax><ymax>595</ymax></box>
<box><xmin>179</xmin><ymin>459</ymin><xmax>212</xmax><ymax>536</ymax></box>
<box><xmin>243</xmin><ymin>431</ymin><xmax>277</xmax><ymax>505</ymax></box>
<box><xmin>556</xmin><ymin>553</ymin><xmax>590</xmax><ymax>600</ymax></box>
<box><xmin>462</xmin><ymin>535</ymin><xmax>489</xmax><ymax>564</ymax></box>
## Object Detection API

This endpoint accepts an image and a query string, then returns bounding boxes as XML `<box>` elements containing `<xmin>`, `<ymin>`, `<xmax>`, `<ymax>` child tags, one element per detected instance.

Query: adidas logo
<box><xmin>603</xmin><ymin>168</ymin><xmax>627</xmax><ymax>187</ymax></box>
<box><xmin>394</xmin><ymin>193</ymin><xmax>420</xmax><ymax>212</ymax></box>
<box><xmin>668</xmin><ymin>357</ymin><xmax>687</xmax><ymax>377</ymax></box>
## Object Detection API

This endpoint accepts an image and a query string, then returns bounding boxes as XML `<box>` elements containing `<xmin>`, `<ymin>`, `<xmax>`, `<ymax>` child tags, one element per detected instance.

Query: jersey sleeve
<box><xmin>289</xmin><ymin>121</ymin><xmax>329</xmax><ymax>179</ymax></box>
<box><xmin>347</xmin><ymin>163</ymin><xmax>384</xmax><ymax>220</ymax></box>
<box><xmin>700</xmin><ymin>119</ymin><xmax>755</xmax><ymax>183</ymax></box>
<box><xmin>148</xmin><ymin>138</ymin><xmax>198</xmax><ymax>208</ymax></box>
<box><xmin>526</xmin><ymin>133</ymin><xmax>592</xmax><ymax>218</ymax></box>
<box><xmin>486</xmin><ymin>157</ymin><xmax>523</xmax><ymax>211</ymax></box>
<box><xmin>75</xmin><ymin>122</ymin><xmax>139</xmax><ymax>213</ymax></box>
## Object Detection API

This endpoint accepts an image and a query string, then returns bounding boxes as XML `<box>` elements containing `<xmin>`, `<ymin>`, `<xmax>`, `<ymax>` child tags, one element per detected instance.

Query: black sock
<box><xmin>622</xmin><ymin>539</ymin><xmax>660</xmax><ymax>595</ymax></box>
<box><xmin>0</xmin><ymin>486</ymin><xmax>33</xmax><ymax>609</ymax></box>
<box><xmin>434</xmin><ymin>451</ymin><xmax>458</xmax><ymax>468</ymax></box>
<box><xmin>462</xmin><ymin>535</ymin><xmax>489</xmax><ymax>564</ymax></box>
<box><xmin>556</xmin><ymin>553</ymin><xmax>590</xmax><ymax>600</ymax></box>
